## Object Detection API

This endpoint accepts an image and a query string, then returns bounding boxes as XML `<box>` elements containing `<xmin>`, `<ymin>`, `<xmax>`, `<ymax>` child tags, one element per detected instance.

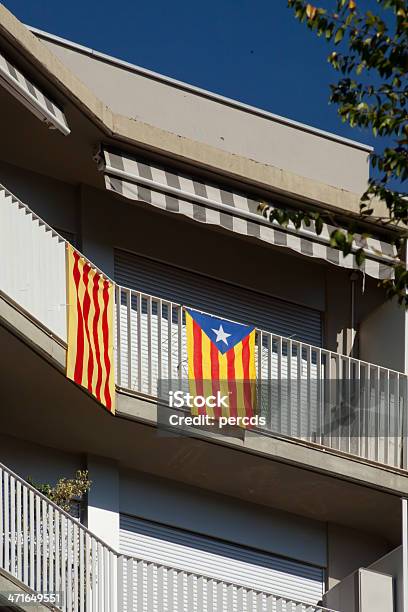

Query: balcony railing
<box><xmin>0</xmin><ymin>462</ymin><xmax>335</xmax><ymax>612</ymax></box>
<box><xmin>116</xmin><ymin>285</ymin><xmax>408</xmax><ymax>470</ymax></box>
<box><xmin>1</xmin><ymin>183</ymin><xmax>408</xmax><ymax>471</ymax></box>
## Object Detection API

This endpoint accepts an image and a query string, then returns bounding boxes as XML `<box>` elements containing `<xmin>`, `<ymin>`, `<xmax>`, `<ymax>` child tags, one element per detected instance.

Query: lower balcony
<box><xmin>0</xmin><ymin>462</ymin><xmax>336</xmax><ymax>612</ymax></box>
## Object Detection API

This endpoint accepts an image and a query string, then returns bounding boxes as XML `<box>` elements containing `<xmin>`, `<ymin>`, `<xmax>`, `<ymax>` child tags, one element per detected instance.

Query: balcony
<box><xmin>115</xmin><ymin>284</ymin><xmax>407</xmax><ymax>469</ymax></box>
<box><xmin>1</xmin><ymin>183</ymin><xmax>408</xmax><ymax>471</ymax></box>
<box><xmin>0</xmin><ymin>461</ymin><xmax>336</xmax><ymax>612</ymax></box>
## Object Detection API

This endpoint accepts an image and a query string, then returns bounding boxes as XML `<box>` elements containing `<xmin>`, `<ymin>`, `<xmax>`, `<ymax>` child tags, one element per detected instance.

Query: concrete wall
<box><xmin>325</xmin><ymin>568</ymin><xmax>394</xmax><ymax>612</ymax></box>
<box><xmin>324</xmin><ymin>268</ymin><xmax>387</xmax><ymax>360</ymax></box>
<box><xmin>360</xmin><ymin>298</ymin><xmax>407</xmax><ymax>373</ymax></box>
<box><xmin>369</xmin><ymin>546</ymin><xmax>402</xmax><ymax>612</ymax></box>
<box><xmin>327</xmin><ymin>523</ymin><xmax>393</xmax><ymax>591</ymax></box>
<box><xmin>0</xmin><ymin>433</ymin><xmax>82</xmax><ymax>486</ymax></box>
<box><xmin>0</xmin><ymin>159</ymin><xmax>79</xmax><ymax>237</ymax></box>
<box><xmin>40</xmin><ymin>36</ymin><xmax>370</xmax><ymax>195</ymax></box>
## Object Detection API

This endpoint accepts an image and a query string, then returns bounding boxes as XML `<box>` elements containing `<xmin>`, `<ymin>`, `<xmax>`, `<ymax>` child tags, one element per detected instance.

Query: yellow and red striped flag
<box><xmin>66</xmin><ymin>243</ymin><xmax>115</xmax><ymax>413</ymax></box>
<box><xmin>185</xmin><ymin>308</ymin><xmax>256</xmax><ymax>428</ymax></box>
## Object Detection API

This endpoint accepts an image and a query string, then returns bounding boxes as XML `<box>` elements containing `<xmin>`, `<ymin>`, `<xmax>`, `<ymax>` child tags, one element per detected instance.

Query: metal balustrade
<box><xmin>0</xmin><ymin>463</ymin><xmax>116</xmax><ymax>612</ymax></box>
<box><xmin>0</xmin><ymin>462</ymin><xmax>336</xmax><ymax>612</ymax></box>
<box><xmin>116</xmin><ymin>285</ymin><xmax>408</xmax><ymax>470</ymax></box>
<box><xmin>118</xmin><ymin>554</ymin><xmax>333</xmax><ymax>612</ymax></box>
<box><xmin>0</xmin><ymin>185</ymin><xmax>67</xmax><ymax>341</ymax></box>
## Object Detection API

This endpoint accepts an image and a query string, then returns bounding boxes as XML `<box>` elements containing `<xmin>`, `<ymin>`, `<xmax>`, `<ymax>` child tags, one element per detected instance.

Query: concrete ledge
<box><xmin>0</xmin><ymin>292</ymin><xmax>65</xmax><ymax>370</ymax></box>
<box><xmin>116</xmin><ymin>391</ymin><xmax>408</xmax><ymax>497</ymax></box>
<box><xmin>0</xmin><ymin>568</ymin><xmax>56</xmax><ymax>611</ymax></box>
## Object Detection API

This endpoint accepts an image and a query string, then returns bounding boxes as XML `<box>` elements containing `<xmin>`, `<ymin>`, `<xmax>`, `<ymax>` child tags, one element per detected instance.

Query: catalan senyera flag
<box><xmin>185</xmin><ymin>307</ymin><xmax>256</xmax><ymax>426</ymax></box>
<box><xmin>66</xmin><ymin>243</ymin><xmax>115</xmax><ymax>413</ymax></box>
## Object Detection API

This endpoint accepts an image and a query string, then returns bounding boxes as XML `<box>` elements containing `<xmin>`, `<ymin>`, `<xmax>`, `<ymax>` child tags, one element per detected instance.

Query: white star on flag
<box><xmin>212</xmin><ymin>324</ymin><xmax>231</xmax><ymax>346</ymax></box>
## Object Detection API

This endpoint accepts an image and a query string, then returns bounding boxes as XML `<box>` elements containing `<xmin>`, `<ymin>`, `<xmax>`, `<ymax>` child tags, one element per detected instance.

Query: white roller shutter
<box><xmin>119</xmin><ymin>514</ymin><xmax>325</xmax><ymax>605</ymax></box>
<box><xmin>114</xmin><ymin>249</ymin><xmax>322</xmax><ymax>346</ymax></box>
<box><xmin>114</xmin><ymin>249</ymin><xmax>322</xmax><ymax>440</ymax></box>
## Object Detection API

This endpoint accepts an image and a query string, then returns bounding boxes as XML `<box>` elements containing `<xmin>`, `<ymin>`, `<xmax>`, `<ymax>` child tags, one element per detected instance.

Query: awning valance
<box><xmin>100</xmin><ymin>148</ymin><xmax>397</xmax><ymax>280</ymax></box>
<box><xmin>0</xmin><ymin>51</ymin><xmax>70</xmax><ymax>135</ymax></box>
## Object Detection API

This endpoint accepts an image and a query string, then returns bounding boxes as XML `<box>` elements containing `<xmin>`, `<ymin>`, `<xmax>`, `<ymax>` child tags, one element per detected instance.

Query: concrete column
<box><xmin>80</xmin><ymin>185</ymin><xmax>115</xmax><ymax>278</ymax></box>
<box><xmin>86</xmin><ymin>455</ymin><xmax>120</xmax><ymax>550</ymax></box>
<box><xmin>359</xmin><ymin>298</ymin><xmax>406</xmax><ymax>372</ymax></box>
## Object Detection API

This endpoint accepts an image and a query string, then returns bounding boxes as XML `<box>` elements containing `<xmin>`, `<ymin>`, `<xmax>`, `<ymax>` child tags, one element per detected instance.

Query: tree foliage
<box><xmin>264</xmin><ymin>0</ymin><xmax>407</xmax><ymax>301</ymax></box>
<box><xmin>28</xmin><ymin>470</ymin><xmax>91</xmax><ymax>514</ymax></box>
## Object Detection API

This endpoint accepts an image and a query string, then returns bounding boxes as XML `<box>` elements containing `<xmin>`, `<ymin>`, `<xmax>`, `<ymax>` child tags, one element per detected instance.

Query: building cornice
<box><xmin>29</xmin><ymin>26</ymin><xmax>373</xmax><ymax>154</ymax></box>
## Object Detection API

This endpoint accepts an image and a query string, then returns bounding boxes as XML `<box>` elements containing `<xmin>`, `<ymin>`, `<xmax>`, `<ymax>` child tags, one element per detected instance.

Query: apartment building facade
<box><xmin>0</xmin><ymin>4</ymin><xmax>407</xmax><ymax>611</ymax></box>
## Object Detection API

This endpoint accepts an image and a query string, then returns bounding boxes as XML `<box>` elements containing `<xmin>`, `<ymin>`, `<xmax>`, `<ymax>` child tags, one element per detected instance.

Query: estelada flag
<box><xmin>66</xmin><ymin>243</ymin><xmax>115</xmax><ymax>413</ymax></box>
<box><xmin>185</xmin><ymin>307</ymin><xmax>256</xmax><ymax>426</ymax></box>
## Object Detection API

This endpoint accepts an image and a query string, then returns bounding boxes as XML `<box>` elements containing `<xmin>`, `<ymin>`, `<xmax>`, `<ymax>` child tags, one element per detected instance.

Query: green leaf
<box><xmin>315</xmin><ymin>217</ymin><xmax>324</xmax><ymax>235</ymax></box>
<box><xmin>355</xmin><ymin>249</ymin><xmax>366</xmax><ymax>267</ymax></box>
<box><xmin>335</xmin><ymin>27</ymin><xmax>345</xmax><ymax>44</ymax></box>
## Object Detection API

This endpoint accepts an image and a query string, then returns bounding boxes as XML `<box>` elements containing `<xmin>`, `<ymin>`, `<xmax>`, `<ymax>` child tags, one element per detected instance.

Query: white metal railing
<box><xmin>0</xmin><ymin>463</ymin><xmax>116</xmax><ymax>612</ymax></box>
<box><xmin>118</xmin><ymin>554</ymin><xmax>333</xmax><ymax>612</ymax></box>
<box><xmin>116</xmin><ymin>285</ymin><xmax>408</xmax><ymax>470</ymax></box>
<box><xmin>0</xmin><ymin>185</ymin><xmax>67</xmax><ymax>341</ymax></box>
<box><xmin>0</xmin><ymin>462</ymin><xmax>336</xmax><ymax>612</ymax></box>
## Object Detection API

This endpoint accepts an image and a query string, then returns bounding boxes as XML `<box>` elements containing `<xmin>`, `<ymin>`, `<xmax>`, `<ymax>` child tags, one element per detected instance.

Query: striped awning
<box><xmin>0</xmin><ymin>50</ymin><xmax>70</xmax><ymax>135</ymax></box>
<box><xmin>100</xmin><ymin>148</ymin><xmax>397</xmax><ymax>280</ymax></box>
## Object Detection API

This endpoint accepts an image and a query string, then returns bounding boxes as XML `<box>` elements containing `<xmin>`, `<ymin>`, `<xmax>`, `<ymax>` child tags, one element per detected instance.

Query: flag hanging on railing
<box><xmin>185</xmin><ymin>307</ymin><xmax>256</xmax><ymax>427</ymax></box>
<box><xmin>66</xmin><ymin>243</ymin><xmax>115</xmax><ymax>413</ymax></box>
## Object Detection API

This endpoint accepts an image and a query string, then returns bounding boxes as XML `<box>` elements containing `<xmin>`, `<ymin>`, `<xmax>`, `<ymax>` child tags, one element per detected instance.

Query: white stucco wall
<box><xmin>86</xmin><ymin>455</ymin><xmax>120</xmax><ymax>550</ymax></box>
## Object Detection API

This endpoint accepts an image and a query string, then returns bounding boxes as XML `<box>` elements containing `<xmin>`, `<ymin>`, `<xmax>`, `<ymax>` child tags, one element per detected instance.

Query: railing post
<box><xmin>402</xmin><ymin>498</ymin><xmax>408</xmax><ymax>612</ymax></box>
<box><xmin>109</xmin><ymin>550</ymin><xmax>116</xmax><ymax>612</ymax></box>
<box><xmin>116</xmin><ymin>554</ymin><xmax>124</xmax><ymax>612</ymax></box>
<box><xmin>127</xmin><ymin>288</ymin><xmax>132</xmax><ymax>390</ymax></box>
<box><xmin>0</xmin><ymin>467</ymin><xmax>3</xmax><ymax>570</ymax></box>
<box><xmin>401</xmin><ymin>376</ymin><xmax>408</xmax><ymax>470</ymax></box>
<box><xmin>116</xmin><ymin>285</ymin><xmax>122</xmax><ymax>388</ymax></box>
<box><xmin>127</xmin><ymin>556</ymin><xmax>134</xmax><ymax>612</ymax></box>
<box><xmin>137</xmin><ymin>292</ymin><xmax>142</xmax><ymax>391</ymax></box>
<box><xmin>79</xmin><ymin>527</ymin><xmax>84</xmax><ymax>612</ymax></box>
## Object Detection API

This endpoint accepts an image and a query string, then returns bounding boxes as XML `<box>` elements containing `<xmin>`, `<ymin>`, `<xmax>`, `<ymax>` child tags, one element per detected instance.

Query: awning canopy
<box><xmin>100</xmin><ymin>148</ymin><xmax>397</xmax><ymax>280</ymax></box>
<box><xmin>0</xmin><ymin>50</ymin><xmax>70</xmax><ymax>135</ymax></box>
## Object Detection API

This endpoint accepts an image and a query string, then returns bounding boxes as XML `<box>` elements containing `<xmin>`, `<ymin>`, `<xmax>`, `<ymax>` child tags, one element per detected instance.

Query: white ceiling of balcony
<box><xmin>100</xmin><ymin>148</ymin><xmax>397</xmax><ymax>281</ymax></box>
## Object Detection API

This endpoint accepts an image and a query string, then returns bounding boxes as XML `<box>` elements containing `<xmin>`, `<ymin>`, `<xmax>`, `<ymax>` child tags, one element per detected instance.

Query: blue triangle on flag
<box><xmin>186</xmin><ymin>308</ymin><xmax>255</xmax><ymax>354</ymax></box>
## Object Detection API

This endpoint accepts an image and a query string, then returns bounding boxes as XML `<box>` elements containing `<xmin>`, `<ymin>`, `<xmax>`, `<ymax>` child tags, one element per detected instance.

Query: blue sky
<box><xmin>3</xmin><ymin>0</ymin><xmax>383</xmax><ymax>149</ymax></box>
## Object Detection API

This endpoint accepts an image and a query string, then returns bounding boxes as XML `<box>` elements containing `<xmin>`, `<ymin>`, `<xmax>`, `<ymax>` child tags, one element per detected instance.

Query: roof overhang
<box><xmin>0</xmin><ymin>3</ymin><xmax>396</xmax><ymax>228</ymax></box>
